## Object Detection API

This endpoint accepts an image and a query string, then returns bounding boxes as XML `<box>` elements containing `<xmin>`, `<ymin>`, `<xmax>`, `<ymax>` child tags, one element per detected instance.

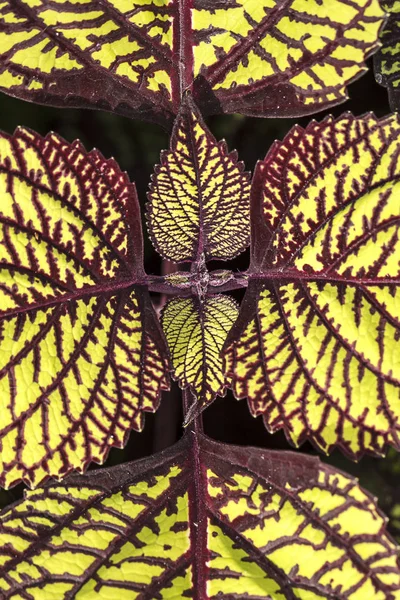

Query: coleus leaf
<box><xmin>0</xmin><ymin>432</ymin><xmax>399</xmax><ymax>599</ymax></box>
<box><xmin>0</xmin><ymin>0</ymin><xmax>385</xmax><ymax>126</ymax></box>
<box><xmin>161</xmin><ymin>295</ymin><xmax>238</xmax><ymax>421</ymax></box>
<box><xmin>0</xmin><ymin>127</ymin><xmax>169</xmax><ymax>489</ymax></box>
<box><xmin>374</xmin><ymin>1</ymin><xmax>400</xmax><ymax>111</ymax></box>
<box><xmin>224</xmin><ymin>113</ymin><xmax>400</xmax><ymax>459</ymax></box>
<box><xmin>147</xmin><ymin>94</ymin><xmax>250</xmax><ymax>263</ymax></box>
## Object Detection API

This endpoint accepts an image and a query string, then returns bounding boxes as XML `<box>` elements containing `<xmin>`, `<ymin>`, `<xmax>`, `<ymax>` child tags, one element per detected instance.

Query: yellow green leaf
<box><xmin>0</xmin><ymin>0</ymin><xmax>176</xmax><ymax>126</ymax></box>
<box><xmin>225</xmin><ymin>113</ymin><xmax>400</xmax><ymax>459</ymax></box>
<box><xmin>147</xmin><ymin>94</ymin><xmax>250</xmax><ymax>262</ymax></box>
<box><xmin>0</xmin><ymin>433</ymin><xmax>399</xmax><ymax>598</ymax></box>
<box><xmin>161</xmin><ymin>295</ymin><xmax>238</xmax><ymax>418</ymax></box>
<box><xmin>192</xmin><ymin>0</ymin><xmax>384</xmax><ymax>117</ymax></box>
<box><xmin>0</xmin><ymin>0</ymin><xmax>385</xmax><ymax>124</ymax></box>
<box><xmin>0</xmin><ymin>126</ymin><xmax>169</xmax><ymax>488</ymax></box>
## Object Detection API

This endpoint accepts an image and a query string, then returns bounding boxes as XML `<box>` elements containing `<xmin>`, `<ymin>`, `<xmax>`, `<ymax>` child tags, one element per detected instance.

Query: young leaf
<box><xmin>0</xmin><ymin>127</ymin><xmax>168</xmax><ymax>488</ymax></box>
<box><xmin>147</xmin><ymin>94</ymin><xmax>250</xmax><ymax>263</ymax></box>
<box><xmin>225</xmin><ymin>113</ymin><xmax>400</xmax><ymax>459</ymax></box>
<box><xmin>374</xmin><ymin>1</ymin><xmax>400</xmax><ymax>111</ymax></box>
<box><xmin>161</xmin><ymin>295</ymin><xmax>238</xmax><ymax>420</ymax></box>
<box><xmin>0</xmin><ymin>433</ymin><xmax>399</xmax><ymax>599</ymax></box>
<box><xmin>0</xmin><ymin>0</ymin><xmax>384</xmax><ymax>125</ymax></box>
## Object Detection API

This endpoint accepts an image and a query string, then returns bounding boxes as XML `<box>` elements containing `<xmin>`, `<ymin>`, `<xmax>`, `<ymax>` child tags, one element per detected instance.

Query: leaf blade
<box><xmin>147</xmin><ymin>94</ymin><xmax>250</xmax><ymax>263</ymax></box>
<box><xmin>161</xmin><ymin>294</ymin><xmax>238</xmax><ymax>417</ymax></box>
<box><xmin>226</xmin><ymin>113</ymin><xmax>400</xmax><ymax>458</ymax></box>
<box><xmin>0</xmin><ymin>433</ymin><xmax>399</xmax><ymax>598</ymax></box>
<box><xmin>0</xmin><ymin>0</ymin><xmax>385</xmax><ymax>124</ymax></box>
<box><xmin>0</xmin><ymin>127</ymin><xmax>169</xmax><ymax>488</ymax></box>
<box><xmin>192</xmin><ymin>0</ymin><xmax>384</xmax><ymax>118</ymax></box>
<box><xmin>0</xmin><ymin>0</ymin><xmax>176</xmax><ymax>126</ymax></box>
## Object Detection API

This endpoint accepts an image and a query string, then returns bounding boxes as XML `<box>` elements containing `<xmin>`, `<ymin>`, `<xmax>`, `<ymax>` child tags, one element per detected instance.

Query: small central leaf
<box><xmin>147</xmin><ymin>94</ymin><xmax>250</xmax><ymax>263</ymax></box>
<box><xmin>161</xmin><ymin>294</ymin><xmax>238</xmax><ymax>417</ymax></box>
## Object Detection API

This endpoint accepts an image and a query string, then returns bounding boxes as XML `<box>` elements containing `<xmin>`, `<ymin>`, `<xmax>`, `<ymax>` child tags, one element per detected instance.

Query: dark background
<box><xmin>1</xmin><ymin>59</ymin><xmax>400</xmax><ymax>538</ymax></box>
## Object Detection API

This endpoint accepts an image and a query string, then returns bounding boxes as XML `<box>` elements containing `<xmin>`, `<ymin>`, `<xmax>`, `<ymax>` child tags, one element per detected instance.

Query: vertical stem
<box><xmin>184</xmin><ymin>389</ymin><xmax>208</xmax><ymax>598</ymax></box>
<box><xmin>183</xmin><ymin>387</ymin><xmax>192</xmax><ymax>417</ymax></box>
<box><xmin>183</xmin><ymin>388</ymin><xmax>204</xmax><ymax>432</ymax></box>
<box><xmin>172</xmin><ymin>0</ymin><xmax>194</xmax><ymax>110</ymax></box>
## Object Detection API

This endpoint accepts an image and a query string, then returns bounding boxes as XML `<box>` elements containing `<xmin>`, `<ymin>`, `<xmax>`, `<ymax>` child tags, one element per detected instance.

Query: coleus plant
<box><xmin>0</xmin><ymin>0</ymin><xmax>384</xmax><ymax>124</ymax></box>
<box><xmin>0</xmin><ymin>0</ymin><xmax>398</xmax><ymax>598</ymax></box>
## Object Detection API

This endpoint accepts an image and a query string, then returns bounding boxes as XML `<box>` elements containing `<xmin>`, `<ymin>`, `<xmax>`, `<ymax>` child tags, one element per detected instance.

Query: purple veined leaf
<box><xmin>0</xmin><ymin>0</ymin><xmax>385</xmax><ymax>126</ymax></box>
<box><xmin>0</xmin><ymin>431</ymin><xmax>399</xmax><ymax>599</ymax></box>
<box><xmin>0</xmin><ymin>126</ymin><xmax>169</xmax><ymax>489</ymax></box>
<box><xmin>147</xmin><ymin>94</ymin><xmax>248</xmax><ymax>419</ymax></box>
<box><xmin>161</xmin><ymin>295</ymin><xmax>239</xmax><ymax>422</ymax></box>
<box><xmin>146</xmin><ymin>93</ymin><xmax>251</xmax><ymax>263</ymax></box>
<box><xmin>224</xmin><ymin>112</ymin><xmax>400</xmax><ymax>460</ymax></box>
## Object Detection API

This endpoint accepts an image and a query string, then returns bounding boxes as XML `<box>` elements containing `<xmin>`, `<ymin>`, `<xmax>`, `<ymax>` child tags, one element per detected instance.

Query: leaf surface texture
<box><xmin>0</xmin><ymin>127</ymin><xmax>168</xmax><ymax>488</ymax></box>
<box><xmin>161</xmin><ymin>295</ymin><xmax>238</xmax><ymax>416</ymax></box>
<box><xmin>0</xmin><ymin>0</ymin><xmax>384</xmax><ymax>124</ymax></box>
<box><xmin>0</xmin><ymin>433</ymin><xmax>399</xmax><ymax>599</ymax></box>
<box><xmin>225</xmin><ymin>113</ymin><xmax>400</xmax><ymax>458</ymax></box>
<box><xmin>147</xmin><ymin>95</ymin><xmax>250</xmax><ymax>262</ymax></box>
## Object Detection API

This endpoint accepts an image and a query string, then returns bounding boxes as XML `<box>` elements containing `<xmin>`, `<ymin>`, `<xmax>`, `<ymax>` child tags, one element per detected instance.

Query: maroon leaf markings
<box><xmin>146</xmin><ymin>94</ymin><xmax>250</xmax><ymax>263</ymax></box>
<box><xmin>0</xmin><ymin>433</ymin><xmax>399</xmax><ymax>598</ymax></box>
<box><xmin>0</xmin><ymin>0</ymin><xmax>385</xmax><ymax>125</ymax></box>
<box><xmin>225</xmin><ymin>112</ymin><xmax>400</xmax><ymax>459</ymax></box>
<box><xmin>0</xmin><ymin>126</ymin><xmax>169</xmax><ymax>488</ymax></box>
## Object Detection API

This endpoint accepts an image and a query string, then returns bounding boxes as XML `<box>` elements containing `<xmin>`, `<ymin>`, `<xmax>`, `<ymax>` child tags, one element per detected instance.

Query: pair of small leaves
<box><xmin>1</xmin><ymin>432</ymin><xmax>399</xmax><ymax>599</ymax></box>
<box><xmin>148</xmin><ymin>97</ymin><xmax>249</xmax><ymax>420</ymax></box>
<box><xmin>0</xmin><ymin>0</ymin><xmax>385</xmax><ymax>126</ymax></box>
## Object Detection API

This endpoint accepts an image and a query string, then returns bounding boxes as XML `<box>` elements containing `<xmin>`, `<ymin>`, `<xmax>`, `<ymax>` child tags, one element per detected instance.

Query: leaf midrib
<box><xmin>0</xmin><ymin>277</ymin><xmax>139</xmax><ymax>320</ymax></box>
